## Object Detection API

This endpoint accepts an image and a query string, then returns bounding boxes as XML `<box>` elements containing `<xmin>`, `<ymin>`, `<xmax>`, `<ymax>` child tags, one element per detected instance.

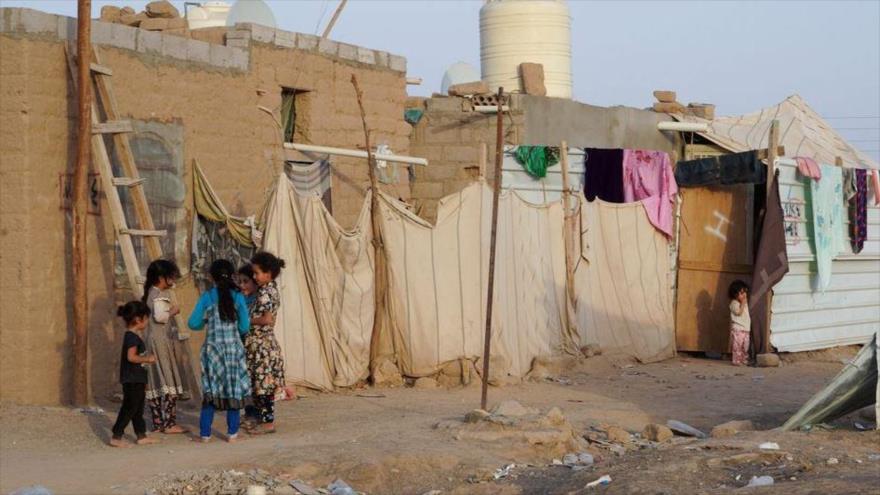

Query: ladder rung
<box><xmin>112</xmin><ymin>177</ymin><xmax>146</xmax><ymax>187</ymax></box>
<box><xmin>93</xmin><ymin>121</ymin><xmax>133</xmax><ymax>134</ymax></box>
<box><xmin>90</xmin><ymin>63</ymin><xmax>113</xmax><ymax>76</ymax></box>
<box><xmin>120</xmin><ymin>228</ymin><xmax>167</xmax><ymax>237</ymax></box>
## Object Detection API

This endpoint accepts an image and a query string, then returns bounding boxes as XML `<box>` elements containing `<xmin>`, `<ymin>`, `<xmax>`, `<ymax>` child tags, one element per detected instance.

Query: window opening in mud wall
<box><xmin>113</xmin><ymin>123</ymin><xmax>187</xmax><ymax>289</ymax></box>
<box><xmin>281</xmin><ymin>88</ymin><xmax>310</xmax><ymax>143</ymax></box>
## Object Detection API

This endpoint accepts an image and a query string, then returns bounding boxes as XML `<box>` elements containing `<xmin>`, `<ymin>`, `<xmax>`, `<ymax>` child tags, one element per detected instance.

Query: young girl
<box><xmin>244</xmin><ymin>251</ymin><xmax>286</xmax><ymax>434</ymax></box>
<box><xmin>728</xmin><ymin>280</ymin><xmax>751</xmax><ymax>366</ymax></box>
<box><xmin>110</xmin><ymin>301</ymin><xmax>159</xmax><ymax>448</ymax></box>
<box><xmin>142</xmin><ymin>259</ymin><xmax>187</xmax><ymax>434</ymax></box>
<box><xmin>188</xmin><ymin>259</ymin><xmax>252</xmax><ymax>442</ymax></box>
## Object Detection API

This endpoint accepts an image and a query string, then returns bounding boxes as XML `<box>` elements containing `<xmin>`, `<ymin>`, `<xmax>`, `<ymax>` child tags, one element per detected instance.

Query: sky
<box><xmin>3</xmin><ymin>0</ymin><xmax>879</xmax><ymax>161</ymax></box>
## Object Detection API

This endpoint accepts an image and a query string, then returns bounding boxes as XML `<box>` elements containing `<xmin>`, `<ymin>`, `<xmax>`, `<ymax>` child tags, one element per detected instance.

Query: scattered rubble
<box><xmin>746</xmin><ymin>475</ymin><xmax>774</xmax><ymax>487</ymax></box>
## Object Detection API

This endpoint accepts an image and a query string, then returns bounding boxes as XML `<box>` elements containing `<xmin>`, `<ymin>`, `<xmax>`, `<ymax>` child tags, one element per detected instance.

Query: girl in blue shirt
<box><xmin>187</xmin><ymin>259</ymin><xmax>251</xmax><ymax>442</ymax></box>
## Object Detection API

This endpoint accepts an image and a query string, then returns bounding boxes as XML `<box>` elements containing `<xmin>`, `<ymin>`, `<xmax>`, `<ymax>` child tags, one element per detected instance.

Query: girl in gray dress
<box><xmin>142</xmin><ymin>259</ymin><xmax>188</xmax><ymax>434</ymax></box>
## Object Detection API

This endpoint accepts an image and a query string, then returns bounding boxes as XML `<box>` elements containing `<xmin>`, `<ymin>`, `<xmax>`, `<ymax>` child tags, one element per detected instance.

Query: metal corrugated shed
<box><xmin>770</xmin><ymin>158</ymin><xmax>880</xmax><ymax>352</ymax></box>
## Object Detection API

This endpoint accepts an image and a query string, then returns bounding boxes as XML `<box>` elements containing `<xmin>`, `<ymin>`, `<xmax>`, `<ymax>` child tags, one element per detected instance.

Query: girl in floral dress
<box><xmin>244</xmin><ymin>251</ymin><xmax>286</xmax><ymax>434</ymax></box>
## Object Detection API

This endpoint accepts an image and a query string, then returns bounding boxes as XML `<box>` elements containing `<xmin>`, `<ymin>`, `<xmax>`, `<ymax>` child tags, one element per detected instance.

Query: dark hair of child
<box><xmin>209</xmin><ymin>259</ymin><xmax>238</xmax><ymax>323</ymax></box>
<box><xmin>251</xmin><ymin>251</ymin><xmax>286</xmax><ymax>279</ymax></box>
<box><xmin>728</xmin><ymin>280</ymin><xmax>750</xmax><ymax>300</ymax></box>
<box><xmin>238</xmin><ymin>263</ymin><xmax>256</xmax><ymax>283</ymax></box>
<box><xmin>142</xmin><ymin>259</ymin><xmax>181</xmax><ymax>304</ymax></box>
<box><xmin>117</xmin><ymin>300</ymin><xmax>151</xmax><ymax>326</ymax></box>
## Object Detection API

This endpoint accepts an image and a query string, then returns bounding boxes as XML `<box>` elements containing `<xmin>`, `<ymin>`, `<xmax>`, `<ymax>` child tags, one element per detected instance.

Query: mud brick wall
<box><xmin>408</xmin><ymin>95</ymin><xmax>525</xmax><ymax>221</ymax></box>
<box><xmin>0</xmin><ymin>8</ymin><xmax>411</xmax><ymax>405</ymax></box>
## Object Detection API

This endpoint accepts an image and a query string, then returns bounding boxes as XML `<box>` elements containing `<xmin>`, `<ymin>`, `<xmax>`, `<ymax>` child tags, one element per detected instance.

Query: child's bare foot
<box><xmin>163</xmin><ymin>425</ymin><xmax>187</xmax><ymax>434</ymax></box>
<box><xmin>109</xmin><ymin>438</ymin><xmax>131</xmax><ymax>448</ymax></box>
<box><xmin>136</xmin><ymin>436</ymin><xmax>159</xmax><ymax>445</ymax></box>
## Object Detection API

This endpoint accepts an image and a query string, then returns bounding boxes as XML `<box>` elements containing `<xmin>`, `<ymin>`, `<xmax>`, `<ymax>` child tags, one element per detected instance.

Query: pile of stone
<box><xmin>652</xmin><ymin>90</ymin><xmax>715</xmax><ymax>119</ymax></box>
<box><xmin>99</xmin><ymin>1</ymin><xmax>190</xmax><ymax>38</ymax></box>
<box><xmin>147</xmin><ymin>468</ymin><xmax>361</xmax><ymax>495</ymax></box>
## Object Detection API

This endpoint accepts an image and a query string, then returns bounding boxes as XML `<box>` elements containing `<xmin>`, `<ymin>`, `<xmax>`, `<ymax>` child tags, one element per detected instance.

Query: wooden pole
<box><xmin>321</xmin><ymin>0</ymin><xmax>349</xmax><ymax>39</ymax></box>
<box><xmin>766</xmin><ymin>120</ymin><xmax>779</xmax><ymax>200</ymax></box>
<box><xmin>351</xmin><ymin>75</ymin><xmax>388</xmax><ymax>374</ymax></box>
<box><xmin>758</xmin><ymin>120</ymin><xmax>780</xmax><ymax>355</ymax></box>
<box><xmin>559</xmin><ymin>141</ymin><xmax>575</xmax><ymax>306</ymax></box>
<box><xmin>479</xmin><ymin>142</ymin><xmax>488</xmax><ymax>180</ymax></box>
<box><xmin>72</xmin><ymin>0</ymin><xmax>91</xmax><ymax>406</ymax></box>
<box><xmin>480</xmin><ymin>88</ymin><xmax>504</xmax><ymax>411</ymax></box>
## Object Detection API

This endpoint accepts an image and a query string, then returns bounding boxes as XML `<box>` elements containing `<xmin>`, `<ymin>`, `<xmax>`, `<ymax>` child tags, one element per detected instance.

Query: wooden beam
<box><xmin>481</xmin><ymin>87</ymin><xmax>505</xmax><ymax>411</ymax></box>
<box><xmin>756</xmin><ymin>146</ymin><xmax>785</xmax><ymax>159</ymax></box>
<box><xmin>120</xmin><ymin>228</ymin><xmax>167</xmax><ymax>237</ymax></box>
<box><xmin>321</xmin><ymin>0</ymin><xmax>348</xmax><ymax>39</ymax></box>
<box><xmin>766</xmin><ymin>120</ymin><xmax>779</xmax><ymax>199</ymax></box>
<box><xmin>478</xmin><ymin>142</ymin><xmax>488</xmax><ymax>179</ymax></box>
<box><xmin>351</xmin><ymin>74</ymin><xmax>389</xmax><ymax>378</ymax></box>
<box><xmin>72</xmin><ymin>0</ymin><xmax>91</xmax><ymax>406</ymax></box>
<box><xmin>112</xmin><ymin>177</ymin><xmax>146</xmax><ymax>187</ymax></box>
<box><xmin>559</xmin><ymin>141</ymin><xmax>575</xmax><ymax>308</ymax></box>
<box><xmin>89</xmin><ymin>62</ymin><xmax>112</xmax><ymax>76</ymax></box>
<box><xmin>92</xmin><ymin>120</ymin><xmax>133</xmax><ymax>134</ymax></box>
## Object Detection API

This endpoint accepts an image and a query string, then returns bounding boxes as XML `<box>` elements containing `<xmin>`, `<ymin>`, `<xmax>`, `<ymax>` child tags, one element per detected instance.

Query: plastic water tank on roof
<box><xmin>480</xmin><ymin>0</ymin><xmax>572</xmax><ymax>98</ymax></box>
<box><xmin>226</xmin><ymin>0</ymin><xmax>276</xmax><ymax>28</ymax></box>
<box><xmin>187</xmin><ymin>1</ymin><xmax>231</xmax><ymax>30</ymax></box>
<box><xmin>441</xmin><ymin>62</ymin><xmax>482</xmax><ymax>94</ymax></box>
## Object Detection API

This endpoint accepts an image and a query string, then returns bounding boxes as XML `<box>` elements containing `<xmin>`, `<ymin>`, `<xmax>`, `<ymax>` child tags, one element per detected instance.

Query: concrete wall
<box><xmin>0</xmin><ymin>8</ymin><xmax>411</xmax><ymax>405</ymax></box>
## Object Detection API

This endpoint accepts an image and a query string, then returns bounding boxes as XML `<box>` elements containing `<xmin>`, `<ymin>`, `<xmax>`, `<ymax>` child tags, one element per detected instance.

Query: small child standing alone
<box><xmin>728</xmin><ymin>280</ymin><xmax>751</xmax><ymax>366</ymax></box>
<box><xmin>110</xmin><ymin>301</ymin><xmax>159</xmax><ymax>448</ymax></box>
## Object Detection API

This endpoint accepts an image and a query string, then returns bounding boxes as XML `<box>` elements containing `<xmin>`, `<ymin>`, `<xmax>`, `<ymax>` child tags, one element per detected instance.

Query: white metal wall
<box><xmin>501</xmin><ymin>147</ymin><xmax>585</xmax><ymax>204</ymax></box>
<box><xmin>771</xmin><ymin>158</ymin><xmax>880</xmax><ymax>352</ymax></box>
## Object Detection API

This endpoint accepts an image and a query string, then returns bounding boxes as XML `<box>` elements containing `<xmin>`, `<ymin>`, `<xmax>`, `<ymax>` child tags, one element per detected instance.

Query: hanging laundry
<box><xmin>749</xmin><ymin>173</ymin><xmax>789</xmax><ymax>357</ymax></box>
<box><xmin>674</xmin><ymin>150</ymin><xmax>765</xmax><ymax>187</ymax></box>
<box><xmin>849</xmin><ymin>169</ymin><xmax>868</xmax><ymax>254</ymax></box>
<box><xmin>871</xmin><ymin>169</ymin><xmax>880</xmax><ymax>206</ymax></box>
<box><xmin>843</xmin><ymin>168</ymin><xmax>856</xmax><ymax>201</ymax></box>
<box><xmin>809</xmin><ymin>164</ymin><xmax>846</xmax><ymax>292</ymax></box>
<box><xmin>583</xmin><ymin>148</ymin><xmax>624</xmax><ymax>202</ymax></box>
<box><xmin>794</xmin><ymin>156</ymin><xmax>822</xmax><ymax>181</ymax></box>
<box><xmin>514</xmin><ymin>146</ymin><xmax>559</xmax><ymax>179</ymax></box>
<box><xmin>622</xmin><ymin>149</ymin><xmax>677</xmax><ymax>237</ymax></box>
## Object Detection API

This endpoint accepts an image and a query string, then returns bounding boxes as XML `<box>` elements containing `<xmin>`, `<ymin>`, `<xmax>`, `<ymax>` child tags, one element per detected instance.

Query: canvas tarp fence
<box><xmin>574</xmin><ymin>198</ymin><xmax>676</xmax><ymax>362</ymax></box>
<box><xmin>196</xmin><ymin>170</ymin><xmax>677</xmax><ymax>390</ymax></box>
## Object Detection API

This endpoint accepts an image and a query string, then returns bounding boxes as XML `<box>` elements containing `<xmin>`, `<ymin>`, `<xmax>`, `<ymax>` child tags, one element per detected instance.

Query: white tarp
<box><xmin>574</xmin><ymin>197</ymin><xmax>676</xmax><ymax>362</ymax></box>
<box><xmin>673</xmin><ymin>95</ymin><xmax>878</xmax><ymax>170</ymax></box>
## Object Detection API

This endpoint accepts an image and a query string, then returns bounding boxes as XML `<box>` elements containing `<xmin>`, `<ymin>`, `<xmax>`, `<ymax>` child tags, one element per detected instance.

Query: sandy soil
<box><xmin>1</xmin><ymin>352</ymin><xmax>878</xmax><ymax>495</ymax></box>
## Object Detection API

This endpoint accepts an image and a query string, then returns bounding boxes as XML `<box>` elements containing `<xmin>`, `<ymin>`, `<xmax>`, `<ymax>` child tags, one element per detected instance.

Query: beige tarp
<box><xmin>378</xmin><ymin>182</ymin><xmax>580</xmax><ymax>379</ymax></box>
<box><xmin>202</xmin><ymin>171</ymin><xmax>676</xmax><ymax>389</ymax></box>
<box><xmin>261</xmin><ymin>175</ymin><xmax>373</xmax><ymax>390</ymax></box>
<box><xmin>574</xmin><ymin>198</ymin><xmax>676</xmax><ymax>363</ymax></box>
<box><xmin>672</xmin><ymin>95</ymin><xmax>878</xmax><ymax>170</ymax></box>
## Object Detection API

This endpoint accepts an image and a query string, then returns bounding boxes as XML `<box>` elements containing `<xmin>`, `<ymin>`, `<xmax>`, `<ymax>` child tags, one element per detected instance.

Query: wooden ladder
<box><xmin>65</xmin><ymin>45</ymin><xmax>188</xmax><ymax>338</ymax></box>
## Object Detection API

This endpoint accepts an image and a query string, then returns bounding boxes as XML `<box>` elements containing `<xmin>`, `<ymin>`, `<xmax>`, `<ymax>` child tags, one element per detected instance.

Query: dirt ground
<box><xmin>1</xmin><ymin>351</ymin><xmax>878</xmax><ymax>495</ymax></box>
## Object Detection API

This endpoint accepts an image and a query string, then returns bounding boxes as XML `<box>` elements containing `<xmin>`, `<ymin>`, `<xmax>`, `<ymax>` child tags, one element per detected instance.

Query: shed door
<box><xmin>676</xmin><ymin>185</ymin><xmax>753</xmax><ymax>353</ymax></box>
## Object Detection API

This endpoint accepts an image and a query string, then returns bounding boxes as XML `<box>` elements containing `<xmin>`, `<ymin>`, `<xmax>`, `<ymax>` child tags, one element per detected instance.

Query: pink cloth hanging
<box><xmin>794</xmin><ymin>156</ymin><xmax>822</xmax><ymax>180</ymax></box>
<box><xmin>872</xmin><ymin>169</ymin><xmax>880</xmax><ymax>206</ymax></box>
<box><xmin>622</xmin><ymin>149</ymin><xmax>677</xmax><ymax>237</ymax></box>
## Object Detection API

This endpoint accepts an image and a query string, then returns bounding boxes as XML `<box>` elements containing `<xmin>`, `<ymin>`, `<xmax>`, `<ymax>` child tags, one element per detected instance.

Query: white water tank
<box><xmin>187</xmin><ymin>1</ymin><xmax>231</xmax><ymax>30</ymax></box>
<box><xmin>441</xmin><ymin>62</ymin><xmax>482</xmax><ymax>94</ymax></box>
<box><xmin>226</xmin><ymin>0</ymin><xmax>277</xmax><ymax>28</ymax></box>
<box><xmin>480</xmin><ymin>0</ymin><xmax>572</xmax><ymax>98</ymax></box>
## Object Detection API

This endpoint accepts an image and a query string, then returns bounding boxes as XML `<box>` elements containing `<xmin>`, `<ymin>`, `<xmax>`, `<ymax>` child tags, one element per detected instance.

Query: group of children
<box><xmin>110</xmin><ymin>252</ymin><xmax>287</xmax><ymax>447</ymax></box>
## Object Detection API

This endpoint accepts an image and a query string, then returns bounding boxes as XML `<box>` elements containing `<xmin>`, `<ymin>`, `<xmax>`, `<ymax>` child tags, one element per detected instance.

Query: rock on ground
<box><xmin>145</xmin><ymin>0</ymin><xmax>180</xmax><ymax>18</ymax></box>
<box><xmin>491</xmin><ymin>400</ymin><xmax>537</xmax><ymax>418</ymax></box>
<box><xmin>710</xmin><ymin>419</ymin><xmax>755</xmax><ymax>439</ymax></box>
<box><xmin>414</xmin><ymin>377</ymin><xmax>439</xmax><ymax>389</ymax></box>
<box><xmin>642</xmin><ymin>423</ymin><xmax>673</xmax><ymax>442</ymax></box>
<box><xmin>605</xmin><ymin>426</ymin><xmax>632</xmax><ymax>444</ymax></box>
